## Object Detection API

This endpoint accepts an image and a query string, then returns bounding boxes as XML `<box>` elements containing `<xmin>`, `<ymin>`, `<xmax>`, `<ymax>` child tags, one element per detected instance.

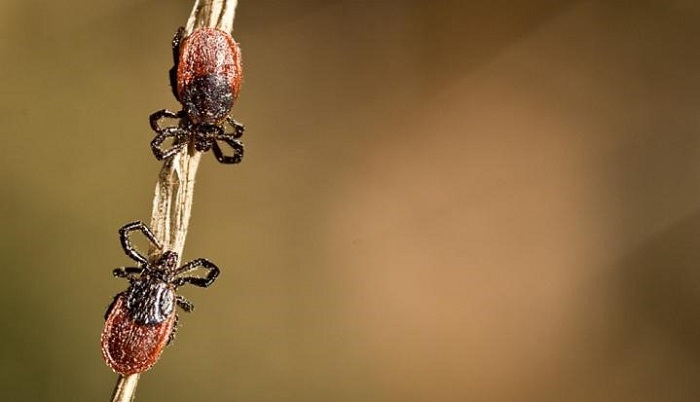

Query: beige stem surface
<box><xmin>110</xmin><ymin>1</ymin><xmax>238</xmax><ymax>401</ymax></box>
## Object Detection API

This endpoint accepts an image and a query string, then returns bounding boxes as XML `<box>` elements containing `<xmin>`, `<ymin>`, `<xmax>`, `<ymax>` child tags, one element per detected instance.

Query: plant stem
<box><xmin>110</xmin><ymin>373</ymin><xmax>140</xmax><ymax>402</ymax></box>
<box><xmin>109</xmin><ymin>1</ymin><xmax>239</xmax><ymax>401</ymax></box>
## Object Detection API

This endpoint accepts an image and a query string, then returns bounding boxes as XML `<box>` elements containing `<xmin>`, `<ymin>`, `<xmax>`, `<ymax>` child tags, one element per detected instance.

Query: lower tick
<box><xmin>101</xmin><ymin>221</ymin><xmax>220</xmax><ymax>375</ymax></box>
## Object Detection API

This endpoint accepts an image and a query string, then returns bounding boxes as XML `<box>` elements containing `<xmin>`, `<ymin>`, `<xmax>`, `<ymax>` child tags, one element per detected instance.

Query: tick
<box><xmin>101</xmin><ymin>221</ymin><xmax>220</xmax><ymax>375</ymax></box>
<box><xmin>150</xmin><ymin>27</ymin><xmax>245</xmax><ymax>164</ymax></box>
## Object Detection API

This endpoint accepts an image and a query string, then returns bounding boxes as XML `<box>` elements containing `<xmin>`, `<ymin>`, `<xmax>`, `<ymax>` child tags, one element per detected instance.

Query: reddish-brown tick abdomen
<box><xmin>101</xmin><ymin>294</ymin><xmax>176</xmax><ymax>375</ymax></box>
<box><xmin>176</xmin><ymin>28</ymin><xmax>242</xmax><ymax>124</ymax></box>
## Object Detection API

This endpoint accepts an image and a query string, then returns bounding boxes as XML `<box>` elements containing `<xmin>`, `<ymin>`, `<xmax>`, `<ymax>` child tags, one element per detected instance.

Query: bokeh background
<box><xmin>2</xmin><ymin>0</ymin><xmax>700</xmax><ymax>401</ymax></box>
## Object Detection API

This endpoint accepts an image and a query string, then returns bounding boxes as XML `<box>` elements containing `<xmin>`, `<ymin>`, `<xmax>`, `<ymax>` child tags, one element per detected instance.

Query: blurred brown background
<box><xmin>2</xmin><ymin>0</ymin><xmax>700</xmax><ymax>401</ymax></box>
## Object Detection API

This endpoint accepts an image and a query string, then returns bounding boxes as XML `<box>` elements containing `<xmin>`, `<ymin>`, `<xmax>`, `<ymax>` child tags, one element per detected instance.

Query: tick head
<box><xmin>156</xmin><ymin>251</ymin><xmax>179</xmax><ymax>273</ymax></box>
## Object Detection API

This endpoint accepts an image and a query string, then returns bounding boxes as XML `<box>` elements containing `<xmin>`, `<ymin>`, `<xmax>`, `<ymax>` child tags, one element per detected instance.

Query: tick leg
<box><xmin>212</xmin><ymin>134</ymin><xmax>244</xmax><ymax>164</ymax></box>
<box><xmin>174</xmin><ymin>258</ymin><xmax>220</xmax><ymax>288</ymax></box>
<box><xmin>176</xmin><ymin>295</ymin><xmax>195</xmax><ymax>313</ymax></box>
<box><xmin>151</xmin><ymin>126</ymin><xmax>187</xmax><ymax>160</ymax></box>
<box><xmin>149</xmin><ymin>109</ymin><xmax>182</xmax><ymax>132</ymax></box>
<box><xmin>103</xmin><ymin>293</ymin><xmax>122</xmax><ymax>320</ymax></box>
<box><xmin>169</xmin><ymin>27</ymin><xmax>185</xmax><ymax>102</ymax></box>
<box><xmin>192</xmin><ymin>126</ymin><xmax>217</xmax><ymax>153</ymax></box>
<box><xmin>224</xmin><ymin>117</ymin><xmax>245</xmax><ymax>139</ymax></box>
<box><xmin>167</xmin><ymin>314</ymin><xmax>180</xmax><ymax>345</ymax></box>
<box><xmin>150</xmin><ymin>109</ymin><xmax>187</xmax><ymax>160</ymax></box>
<box><xmin>113</xmin><ymin>266</ymin><xmax>143</xmax><ymax>279</ymax></box>
<box><xmin>171</xmin><ymin>28</ymin><xmax>184</xmax><ymax>67</ymax></box>
<box><xmin>119</xmin><ymin>221</ymin><xmax>162</xmax><ymax>265</ymax></box>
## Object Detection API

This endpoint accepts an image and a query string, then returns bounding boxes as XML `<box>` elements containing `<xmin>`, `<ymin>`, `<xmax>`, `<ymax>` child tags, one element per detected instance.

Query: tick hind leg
<box><xmin>176</xmin><ymin>295</ymin><xmax>195</xmax><ymax>312</ymax></box>
<box><xmin>112</xmin><ymin>267</ymin><xmax>143</xmax><ymax>279</ymax></box>
<box><xmin>167</xmin><ymin>314</ymin><xmax>181</xmax><ymax>345</ymax></box>
<box><xmin>169</xmin><ymin>27</ymin><xmax>185</xmax><ymax>102</ymax></box>
<box><xmin>150</xmin><ymin>110</ymin><xmax>187</xmax><ymax>160</ymax></box>
<box><xmin>103</xmin><ymin>294</ymin><xmax>122</xmax><ymax>320</ymax></box>
<box><xmin>224</xmin><ymin>117</ymin><xmax>245</xmax><ymax>139</ymax></box>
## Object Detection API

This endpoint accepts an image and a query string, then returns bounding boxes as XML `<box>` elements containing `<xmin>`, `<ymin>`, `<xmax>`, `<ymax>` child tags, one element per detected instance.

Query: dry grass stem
<box><xmin>110</xmin><ymin>0</ymin><xmax>239</xmax><ymax>401</ymax></box>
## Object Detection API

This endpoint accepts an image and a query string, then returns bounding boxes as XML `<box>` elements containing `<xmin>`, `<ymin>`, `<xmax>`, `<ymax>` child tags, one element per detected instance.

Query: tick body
<box><xmin>101</xmin><ymin>294</ymin><xmax>176</xmax><ymax>375</ymax></box>
<box><xmin>101</xmin><ymin>221</ymin><xmax>220</xmax><ymax>375</ymax></box>
<box><xmin>150</xmin><ymin>27</ymin><xmax>245</xmax><ymax>164</ymax></box>
<box><xmin>177</xmin><ymin>28</ymin><xmax>242</xmax><ymax>124</ymax></box>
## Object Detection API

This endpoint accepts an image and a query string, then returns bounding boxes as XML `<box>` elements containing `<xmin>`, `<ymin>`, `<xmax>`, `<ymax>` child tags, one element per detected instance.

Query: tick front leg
<box><xmin>149</xmin><ymin>109</ymin><xmax>182</xmax><ymax>132</ymax></box>
<box><xmin>212</xmin><ymin>134</ymin><xmax>244</xmax><ymax>164</ymax></box>
<box><xmin>174</xmin><ymin>258</ymin><xmax>220</xmax><ymax>288</ymax></box>
<box><xmin>119</xmin><ymin>221</ymin><xmax>162</xmax><ymax>265</ymax></box>
<box><xmin>151</xmin><ymin>126</ymin><xmax>187</xmax><ymax>161</ymax></box>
